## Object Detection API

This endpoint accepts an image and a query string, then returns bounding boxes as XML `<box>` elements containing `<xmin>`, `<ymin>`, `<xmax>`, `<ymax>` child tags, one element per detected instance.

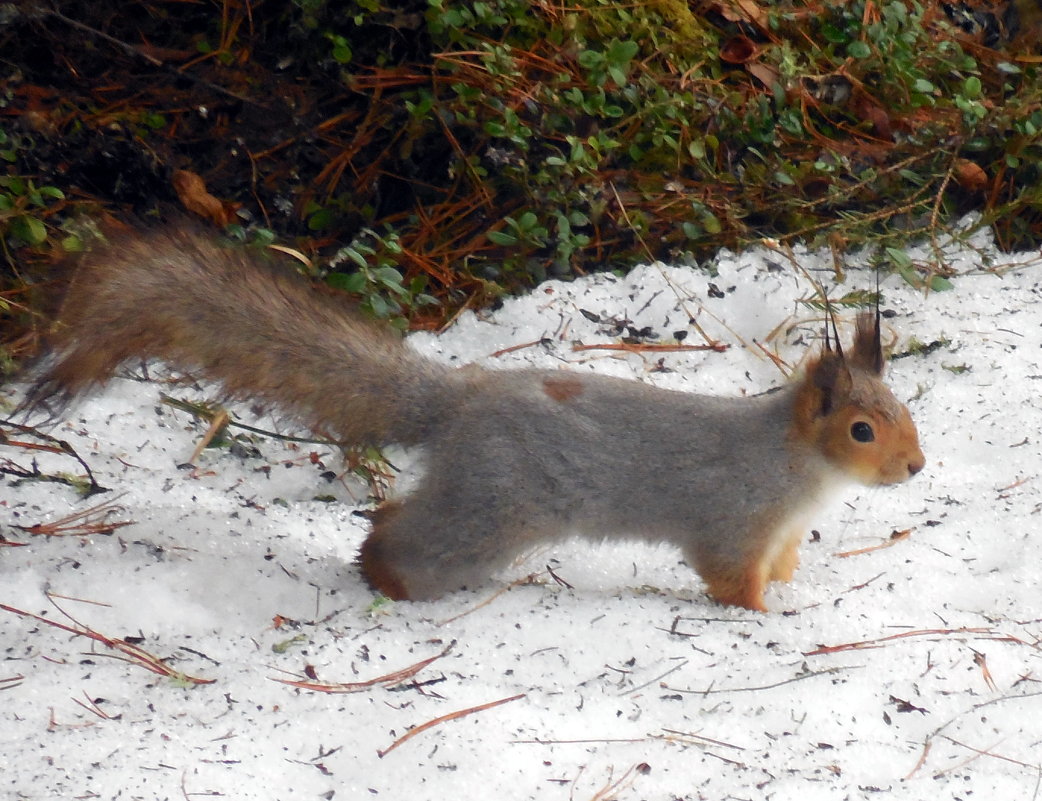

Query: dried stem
<box><xmin>271</xmin><ymin>641</ymin><xmax>454</xmax><ymax>693</ymax></box>
<box><xmin>377</xmin><ymin>693</ymin><xmax>526</xmax><ymax>758</ymax></box>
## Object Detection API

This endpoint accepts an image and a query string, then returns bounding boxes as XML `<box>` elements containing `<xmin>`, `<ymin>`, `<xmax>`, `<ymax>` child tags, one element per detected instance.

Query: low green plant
<box><xmin>327</xmin><ymin>229</ymin><xmax>439</xmax><ymax>327</ymax></box>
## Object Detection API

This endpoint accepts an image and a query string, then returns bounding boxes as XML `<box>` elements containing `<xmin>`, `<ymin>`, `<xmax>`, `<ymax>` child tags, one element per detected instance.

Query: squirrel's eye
<box><xmin>850</xmin><ymin>421</ymin><xmax>875</xmax><ymax>443</ymax></box>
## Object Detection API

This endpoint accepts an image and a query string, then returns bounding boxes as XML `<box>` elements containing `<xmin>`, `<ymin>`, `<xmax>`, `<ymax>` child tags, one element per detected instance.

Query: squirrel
<box><xmin>20</xmin><ymin>227</ymin><xmax>925</xmax><ymax>611</ymax></box>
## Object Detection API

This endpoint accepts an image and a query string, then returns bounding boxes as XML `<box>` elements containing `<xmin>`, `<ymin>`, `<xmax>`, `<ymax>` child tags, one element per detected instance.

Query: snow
<box><xmin>3</xmin><ymin>224</ymin><xmax>1042</xmax><ymax>800</ymax></box>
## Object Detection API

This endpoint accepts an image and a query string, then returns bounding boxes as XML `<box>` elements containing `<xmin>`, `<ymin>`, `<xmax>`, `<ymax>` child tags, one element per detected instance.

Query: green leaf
<box><xmin>11</xmin><ymin>214</ymin><xmax>47</xmax><ymax>245</ymax></box>
<box><xmin>342</xmin><ymin>246</ymin><xmax>369</xmax><ymax>268</ymax></box>
<box><xmin>885</xmin><ymin>247</ymin><xmax>913</xmax><ymax>270</ymax></box>
<box><xmin>682</xmin><ymin>221</ymin><xmax>702</xmax><ymax>240</ymax></box>
<box><xmin>895</xmin><ymin>264</ymin><xmax>920</xmax><ymax>288</ymax></box>
<box><xmin>517</xmin><ymin>211</ymin><xmax>538</xmax><ymax>230</ymax></box>
<box><xmin>1</xmin><ymin>176</ymin><xmax>26</xmax><ymax>195</ymax></box>
<box><xmin>929</xmin><ymin>275</ymin><xmax>954</xmax><ymax>292</ymax></box>
<box><xmin>326</xmin><ymin>271</ymin><xmax>367</xmax><ymax>294</ymax></box>
<box><xmin>368</xmin><ymin>294</ymin><xmax>394</xmax><ymax>318</ymax></box>
<box><xmin>701</xmin><ymin>212</ymin><xmax>722</xmax><ymax>235</ymax></box>
<box><xmin>577</xmin><ymin>49</ymin><xmax>603</xmax><ymax>70</ymax></box>
<box><xmin>847</xmin><ymin>40</ymin><xmax>871</xmax><ymax>59</ymax></box>
<box><xmin>487</xmin><ymin>230</ymin><xmax>518</xmax><ymax>246</ymax></box>
<box><xmin>307</xmin><ymin>207</ymin><xmax>334</xmax><ymax>231</ymax></box>
<box><xmin>373</xmin><ymin>265</ymin><xmax>404</xmax><ymax>286</ymax></box>
<box><xmin>61</xmin><ymin>234</ymin><xmax>84</xmax><ymax>252</ymax></box>
<box><xmin>607</xmin><ymin>39</ymin><xmax>639</xmax><ymax>64</ymax></box>
<box><xmin>820</xmin><ymin>22</ymin><xmax>849</xmax><ymax>44</ymax></box>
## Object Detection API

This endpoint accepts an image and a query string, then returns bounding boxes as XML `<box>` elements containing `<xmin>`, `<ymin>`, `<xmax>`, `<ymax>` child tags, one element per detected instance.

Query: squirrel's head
<box><xmin>793</xmin><ymin>311</ymin><xmax>925</xmax><ymax>486</ymax></box>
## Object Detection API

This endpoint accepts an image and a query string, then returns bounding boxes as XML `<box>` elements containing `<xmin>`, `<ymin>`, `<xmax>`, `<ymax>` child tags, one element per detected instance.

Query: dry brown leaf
<box><xmin>953</xmin><ymin>159</ymin><xmax>988</xmax><ymax>192</ymax></box>
<box><xmin>746</xmin><ymin>61</ymin><xmax>779</xmax><ymax>89</ymax></box>
<box><xmin>172</xmin><ymin>169</ymin><xmax>238</xmax><ymax>226</ymax></box>
<box><xmin>720</xmin><ymin>35</ymin><xmax>760</xmax><ymax>64</ymax></box>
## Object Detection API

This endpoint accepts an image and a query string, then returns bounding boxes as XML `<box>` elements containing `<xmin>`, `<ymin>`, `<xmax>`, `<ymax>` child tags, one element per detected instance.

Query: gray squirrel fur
<box><xmin>22</xmin><ymin>226</ymin><xmax>925</xmax><ymax>610</ymax></box>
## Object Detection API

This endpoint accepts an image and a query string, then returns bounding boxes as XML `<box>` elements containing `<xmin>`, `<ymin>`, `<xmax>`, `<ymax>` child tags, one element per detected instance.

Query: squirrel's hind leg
<box><xmin>358</xmin><ymin>495</ymin><xmax>525</xmax><ymax>601</ymax></box>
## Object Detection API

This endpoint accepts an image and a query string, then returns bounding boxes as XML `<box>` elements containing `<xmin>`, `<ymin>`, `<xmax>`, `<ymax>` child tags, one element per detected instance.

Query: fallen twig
<box><xmin>271</xmin><ymin>641</ymin><xmax>454</xmax><ymax>693</ymax></box>
<box><xmin>908</xmin><ymin>689</ymin><xmax>1042</xmax><ymax>778</ymax></box>
<box><xmin>491</xmin><ymin>338</ymin><xmax>549</xmax><ymax>358</ymax></box>
<box><xmin>571</xmin><ymin>341</ymin><xmax>728</xmax><ymax>354</ymax></box>
<box><xmin>160</xmin><ymin>394</ymin><xmax>336</xmax><ymax>446</ymax></box>
<box><xmin>513</xmin><ymin>736</ymin><xmax>651</xmax><ymax>745</ymax></box>
<box><xmin>72</xmin><ymin>691</ymin><xmax>116</xmax><ymax>720</ymax></box>
<box><xmin>12</xmin><ymin>494</ymin><xmax>134</xmax><ymax>538</ymax></box>
<box><xmin>658</xmin><ymin>728</ymin><xmax>745</xmax><ymax>751</ymax></box>
<box><xmin>377</xmin><ymin>693</ymin><xmax>526</xmax><ymax>757</ymax></box>
<box><xmin>0</xmin><ymin>675</ymin><xmax>25</xmax><ymax>691</ymax></box>
<box><xmin>939</xmin><ymin>735</ymin><xmax>1040</xmax><ymax>773</ymax></box>
<box><xmin>663</xmin><ymin>665</ymin><xmax>858</xmax><ymax>695</ymax></box>
<box><xmin>805</xmin><ymin>627</ymin><xmax>996</xmax><ymax>656</ymax></box>
<box><xmin>437</xmin><ymin>572</ymin><xmax>544</xmax><ymax>626</ymax></box>
<box><xmin>0</xmin><ymin>599</ymin><xmax>214</xmax><ymax>685</ymax></box>
<box><xmin>626</xmin><ymin>659</ymin><xmax>688</xmax><ymax>695</ymax></box>
<box><xmin>586</xmin><ymin>762</ymin><xmax>648</xmax><ymax>801</ymax></box>
<box><xmin>0</xmin><ymin>421</ymin><xmax>107</xmax><ymax>495</ymax></box>
<box><xmin>835</xmin><ymin>528</ymin><xmax>912</xmax><ymax>558</ymax></box>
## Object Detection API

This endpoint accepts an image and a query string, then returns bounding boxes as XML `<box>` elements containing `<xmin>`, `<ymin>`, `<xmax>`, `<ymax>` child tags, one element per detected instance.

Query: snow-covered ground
<box><xmin>2</xmin><ymin>225</ymin><xmax>1041</xmax><ymax>800</ymax></box>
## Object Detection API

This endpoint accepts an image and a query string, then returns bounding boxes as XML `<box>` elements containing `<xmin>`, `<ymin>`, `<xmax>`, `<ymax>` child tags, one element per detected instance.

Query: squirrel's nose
<box><xmin>907</xmin><ymin>456</ymin><xmax>925</xmax><ymax>476</ymax></box>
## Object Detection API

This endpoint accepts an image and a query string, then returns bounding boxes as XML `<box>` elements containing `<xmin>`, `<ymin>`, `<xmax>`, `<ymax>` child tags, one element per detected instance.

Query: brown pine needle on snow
<box><xmin>271</xmin><ymin>641</ymin><xmax>454</xmax><ymax>693</ymax></box>
<box><xmin>12</xmin><ymin>494</ymin><xmax>134</xmax><ymax>538</ymax></box>
<box><xmin>0</xmin><ymin>598</ymin><xmax>214</xmax><ymax>685</ymax></box>
<box><xmin>1</xmin><ymin>675</ymin><xmax>25</xmax><ymax>691</ymax></box>
<box><xmin>804</xmin><ymin>627</ymin><xmax>999</xmax><ymax>656</ymax></box>
<box><xmin>834</xmin><ymin>527</ymin><xmax>912</xmax><ymax>558</ymax></box>
<box><xmin>377</xmin><ymin>693</ymin><xmax>526</xmax><ymax>758</ymax></box>
<box><xmin>571</xmin><ymin>341</ymin><xmax>728</xmax><ymax>354</ymax></box>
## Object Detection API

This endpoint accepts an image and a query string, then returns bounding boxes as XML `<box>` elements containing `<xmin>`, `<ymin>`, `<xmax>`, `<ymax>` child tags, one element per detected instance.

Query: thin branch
<box><xmin>835</xmin><ymin>528</ymin><xmax>912</xmax><ymax>558</ymax></box>
<box><xmin>571</xmin><ymin>342</ymin><xmax>728</xmax><ymax>354</ymax></box>
<box><xmin>271</xmin><ymin>642</ymin><xmax>454</xmax><ymax>693</ymax></box>
<box><xmin>12</xmin><ymin>494</ymin><xmax>134</xmax><ymax>538</ymax></box>
<box><xmin>0</xmin><ymin>420</ymin><xmax>107</xmax><ymax>495</ymax></box>
<box><xmin>804</xmin><ymin>627</ymin><xmax>996</xmax><ymax>656</ymax></box>
<box><xmin>0</xmin><ymin>599</ymin><xmax>214</xmax><ymax>685</ymax></box>
<box><xmin>663</xmin><ymin>665</ymin><xmax>859</xmax><ymax>695</ymax></box>
<box><xmin>377</xmin><ymin>693</ymin><xmax>525</xmax><ymax>757</ymax></box>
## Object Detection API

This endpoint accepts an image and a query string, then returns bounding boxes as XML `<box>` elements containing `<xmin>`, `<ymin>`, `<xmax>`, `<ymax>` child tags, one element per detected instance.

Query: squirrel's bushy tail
<box><xmin>22</xmin><ymin>227</ymin><xmax>455</xmax><ymax>446</ymax></box>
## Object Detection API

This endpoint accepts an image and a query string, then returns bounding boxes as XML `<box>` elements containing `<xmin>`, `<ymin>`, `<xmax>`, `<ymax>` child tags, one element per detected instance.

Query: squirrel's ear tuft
<box><xmin>848</xmin><ymin>310</ymin><xmax>884</xmax><ymax>375</ymax></box>
<box><xmin>807</xmin><ymin>352</ymin><xmax>852</xmax><ymax>417</ymax></box>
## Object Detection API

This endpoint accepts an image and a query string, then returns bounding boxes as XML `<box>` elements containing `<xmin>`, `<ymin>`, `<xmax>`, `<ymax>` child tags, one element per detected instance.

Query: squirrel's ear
<box><xmin>848</xmin><ymin>310</ymin><xmax>885</xmax><ymax>375</ymax></box>
<box><xmin>807</xmin><ymin>351</ymin><xmax>852</xmax><ymax>417</ymax></box>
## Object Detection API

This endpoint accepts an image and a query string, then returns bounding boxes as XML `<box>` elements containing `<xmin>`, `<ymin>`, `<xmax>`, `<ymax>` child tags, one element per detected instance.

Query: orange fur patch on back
<box><xmin>542</xmin><ymin>375</ymin><xmax>584</xmax><ymax>402</ymax></box>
